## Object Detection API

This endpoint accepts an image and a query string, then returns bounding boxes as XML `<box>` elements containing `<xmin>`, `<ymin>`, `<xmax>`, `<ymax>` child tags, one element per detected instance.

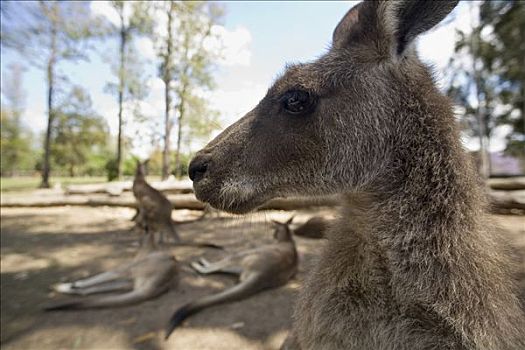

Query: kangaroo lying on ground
<box><xmin>133</xmin><ymin>161</ymin><xmax>221</xmax><ymax>249</ymax></box>
<box><xmin>45</xmin><ymin>230</ymin><xmax>177</xmax><ymax>310</ymax></box>
<box><xmin>186</xmin><ymin>1</ymin><xmax>525</xmax><ymax>349</ymax></box>
<box><xmin>165</xmin><ymin>217</ymin><xmax>298</xmax><ymax>338</ymax></box>
<box><xmin>293</xmin><ymin>216</ymin><xmax>331</xmax><ymax>239</ymax></box>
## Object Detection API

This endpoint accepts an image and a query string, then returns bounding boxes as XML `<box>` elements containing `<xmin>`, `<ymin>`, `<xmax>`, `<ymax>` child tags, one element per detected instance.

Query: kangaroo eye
<box><xmin>280</xmin><ymin>90</ymin><xmax>315</xmax><ymax>115</ymax></box>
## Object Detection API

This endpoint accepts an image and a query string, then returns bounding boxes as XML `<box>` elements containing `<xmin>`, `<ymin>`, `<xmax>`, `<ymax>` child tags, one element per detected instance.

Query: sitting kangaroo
<box><xmin>132</xmin><ymin>160</ymin><xmax>180</xmax><ymax>243</ymax></box>
<box><xmin>133</xmin><ymin>161</ymin><xmax>221</xmax><ymax>249</ymax></box>
<box><xmin>45</xmin><ymin>229</ymin><xmax>178</xmax><ymax>310</ymax></box>
<box><xmin>165</xmin><ymin>217</ymin><xmax>298</xmax><ymax>338</ymax></box>
<box><xmin>186</xmin><ymin>1</ymin><xmax>525</xmax><ymax>349</ymax></box>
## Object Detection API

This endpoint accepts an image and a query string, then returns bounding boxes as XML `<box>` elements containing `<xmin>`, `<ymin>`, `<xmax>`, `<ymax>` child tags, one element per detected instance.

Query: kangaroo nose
<box><xmin>188</xmin><ymin>154</ymin><xmax>210</xmax><ymax>182</ymax></box>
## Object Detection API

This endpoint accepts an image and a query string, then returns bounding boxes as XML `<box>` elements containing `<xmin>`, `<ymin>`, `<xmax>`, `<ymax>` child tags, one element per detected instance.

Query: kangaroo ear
<box><xmin>332</xmin><ymin>2</ymin><xmax>363</xmax><ymax>49</ymax></box>
<box><xmin>332</xmin><ymin>0</ymin><xmax>458</xmax><ymax>57</ymax></box>
<box><xmin>389</xmin><ymin>0</ymin><xmax>459</xmax><ymax>55</ymax></box>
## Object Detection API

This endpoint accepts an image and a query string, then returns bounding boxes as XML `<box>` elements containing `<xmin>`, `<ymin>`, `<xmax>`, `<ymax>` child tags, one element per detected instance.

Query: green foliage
<box><xmin>448</xmin><ymin>1</ymin><xmax>524</xmax><ymax>159</ymax></box>
<box><xmin>110</xmin><ymin>1</ymin><xmax>154</xmax><ymax>38</ymax></box>
<box><xmin>104</xmin><ymin>1</ymin><xmax>154</xmax><ymax>178</ymax></box>
<box><xmin>172</xmin><ymin>152</ymin><xmax>192</xmax><ymax>178</ymax></box>
<box><xmin>1</xmin><ymin>1</ymin><xmax>106</xmax><ymax>187</ymax></box>
<box><xmin>183</xmin><ymin>95</ymin><xmax>221</xmax><ymax>145</ymax></box>
<box><xmin>106</xmin><ymin>153</ymin><xmax>141</xmax><ymax>179</ymax></box>
<box><xmin>1</xmin><ymin>2</ymin><xmax>103</xmax><ymax>67</ymax></box>
<box><xmin>481</xmin><ymin>1</ymin><xmax>525</xmax><ymax>156</ymax></box>
<box><xmin>0</xmin><ymin>176</ymin><xmax>107</xmax><ymax>192</ymax></box>
<box><xmin>0</xmin><ymin>108</ymin><xmax>37</xmax><ymax>176</ymax></box>
<box><xmin>144</xmin><ymin>149</ymin><xmax>164</xmax><ymax>176</ymax></box>
<box><xmin>105</xmin><ymin>158</ymin><xmax>119</xmax><ymax>181</ymax></box>
<box><xmin>51</xmin><ymin>87</ymin><xmax>111</xmax><ymax>177</ymax></box>
<box><xmin>0</xmin><ymin>64</ymin><xmax>36</xmax><ymax>176</ymax></box>
<box><xmin>155</xmin><ymin>1</ymin><xmax>224</xmax><ymax>177</ymax></box>
<box><xmin>122</xmin><ymin>156</ymin><xmax>140</xmax><ymax>177</ymax></box>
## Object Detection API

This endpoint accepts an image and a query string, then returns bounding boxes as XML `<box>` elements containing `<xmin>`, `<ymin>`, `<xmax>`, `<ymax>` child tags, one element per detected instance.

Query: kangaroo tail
<box><xmin>165</xmin><ymin>274</ymin><xmax>261</xmax><ymax>339</ymax></box>
<box><xmin>44</xmin><ymin>285</ymin><xmax>167</xmax><ymax>311</ymax></box>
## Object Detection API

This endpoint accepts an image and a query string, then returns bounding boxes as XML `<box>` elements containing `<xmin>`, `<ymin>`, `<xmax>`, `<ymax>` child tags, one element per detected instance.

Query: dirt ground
<box><xmin>1</xmin><ymin>206</ymin><xmax>524</xmax><ymax>350</ymax></box>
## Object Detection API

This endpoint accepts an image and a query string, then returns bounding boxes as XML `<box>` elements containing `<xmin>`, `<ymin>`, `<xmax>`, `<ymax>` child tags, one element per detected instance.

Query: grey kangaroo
<box><xmin>186</xmin><ymin>1</ymin><xmax>525</xmax><ymax>349</ymax></box>
<box><xmin>165</xmin><ymin>217</ymin><xmax>298</xmax><ymax>338</ymax></box>
<box><xmin>133</xmin><ymin>161</ymin><xmax>221</xmax><ymax>249</ymax></box>
<box><xmin>132</xmin><ymin>160</ymin><xmax>179</xmax><ymax>243</ymax></box>
<box><xmin>45</xmin><ymin>230</ymin><xmax>177</xmax><ymax>310</ymax></box>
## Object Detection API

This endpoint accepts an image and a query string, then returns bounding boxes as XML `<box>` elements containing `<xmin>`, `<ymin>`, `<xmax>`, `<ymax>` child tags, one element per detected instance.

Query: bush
<box><xmin>105</xmin><ymin>158</ymin><xmax>119</xmax><ymax>181</ymax></box>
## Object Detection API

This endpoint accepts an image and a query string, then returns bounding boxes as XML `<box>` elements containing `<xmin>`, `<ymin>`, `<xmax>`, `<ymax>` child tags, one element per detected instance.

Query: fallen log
<box><xmin>1</xmin><ymin>192</ymin><xmax>339</xmax><ymax>210</ymax></box>
<box><xmin>1</xmin><ymin>194</ymin><xmax>136</xmax><ymax>208</ymax></box>
<box><xmin>0</xmin><ymin>193</ymin><xmax>203</xmax><ymax>209</ymax></box>
<box><xmin>65</xmin><ymin>182</ymin><xmax>132</xmax><ymax>195</ymax></box>
<box><xmin>65</xmin><ymin>180</ymin><xmax>193</xmax><ymax>195</ymax></box>
<box><xmin>2</xmin><ymin>191</ymin><xmax>523</xmax><ymax>211</ymax></box>
<box><xmin>63</xmin><ymin>177</ymin><xmax>525</xmax><ymax>196</ymax></box>
<box><xmin>487</xmin><ymin>177</ymin><xmax>525</xmax><ymax>191</ymax></box>
<box><xmin>488</xmin><ymin>190</ymin><xmax>525</xmax><ymax>210</ymax></box>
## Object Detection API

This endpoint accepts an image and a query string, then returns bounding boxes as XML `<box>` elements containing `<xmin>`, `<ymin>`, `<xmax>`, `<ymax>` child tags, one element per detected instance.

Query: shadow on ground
<box><xmin>1</xmin><ymin>207</ymin><xmax>327</xmax><ymax>350</ymax></box>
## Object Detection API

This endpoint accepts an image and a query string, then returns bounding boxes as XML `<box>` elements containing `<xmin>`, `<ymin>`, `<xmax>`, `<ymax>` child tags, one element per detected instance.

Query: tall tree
<box><xmin>51</xmin><ymin>87</ymin><xmax>109</xmax><ymax>177</ymax></box>
<box><xmin>107</xmin><ymin>1</ymin><xmax>152</xmax><ymax>179</ymax></box>
<box><xmin>1</xmin><ymin>1</ymin><xmax>100</xmax><ymax>187</ymax></box>
<box><xmin>157</xmin><ymin>0</ymin><xmax>176</xmax><ymax>180</ymax></box>
<box><xmin>481</xmin><ymin>1</ymin><xmax>525</xmax><ymax>158</ymax></box>
<box><xmin>156</xmin><ymin>1</ymin><xmax>223</xmax><ymax>179</ymax></box>
<box><xmin>0</xmin><ymin>64</ymin><xmax>35</xmax><ymax>176</ymax></box>
<box><xmin>447</xmin><ymin>1</ymin><xmax>525</xmax><ymax>177</ymax></box>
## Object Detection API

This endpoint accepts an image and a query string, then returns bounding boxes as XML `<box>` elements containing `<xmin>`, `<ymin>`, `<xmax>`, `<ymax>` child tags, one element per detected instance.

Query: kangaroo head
<box><xmin>189</xmin><ymin>0</ymin><xmax>458</xmax><ymax>214</ymax></box>
<box><xmin>135</xmin><ymin>160</ymin><xmax>149</xmax><ymax>181</ymax></box>
<box><xmin>272</xmin><ymin>216</ymin><xmax>294</xmax><ymax>242</ymax></box>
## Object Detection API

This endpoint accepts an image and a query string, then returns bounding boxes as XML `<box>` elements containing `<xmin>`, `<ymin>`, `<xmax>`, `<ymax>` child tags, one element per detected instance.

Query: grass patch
<box><xmin>0</xmin><ymin>176</ymin><xmax>108</xmax><ymax>192</ymax></box>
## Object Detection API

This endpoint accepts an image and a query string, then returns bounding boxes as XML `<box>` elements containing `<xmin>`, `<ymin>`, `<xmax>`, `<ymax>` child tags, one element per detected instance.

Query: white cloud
<box><xmin>22</xmin><ymin>104</ymin><xmax>47</xmax><ymax>132</ymax></box>
<box><xmin>209</xmin><ymin>82</ymin><xmax>266</xmax><ymax>127</ymax></box>
<box><xmin>89</xmin><ymin>1</ymin><xmax>120</xmax><ymax>27</ymax></box>
<box><xmin>90</xmin><ymin>1</ymin><xmax>253</xmax><ymax>69</ymax></box>
<box><xmin>135</xmin><ymin>37</ymin><xmax>157</xmax><ymax>61</ymax></box>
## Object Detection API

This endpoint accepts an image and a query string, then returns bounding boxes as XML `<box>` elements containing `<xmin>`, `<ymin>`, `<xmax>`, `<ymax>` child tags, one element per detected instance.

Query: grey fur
<box><xmin>188</xmin><ymin>1</ymin><xmax>525</xmax><ymax>349</ymax></box>
<box><xmin>165</xmin><ymin>219</ymin><xmax>298</xmax><ymax>338</ymax></box>
<box><xmin>45</xmin><ymin>232</ymin><xmax>178</xmax><ymax>310</ymax></box>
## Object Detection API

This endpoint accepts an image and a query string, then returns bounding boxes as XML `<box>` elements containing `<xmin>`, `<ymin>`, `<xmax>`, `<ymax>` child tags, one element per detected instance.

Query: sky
<box><xmin>1</xmin><ymin>0</ymin><xmax>502</xmax><ymax>157</ymax></box>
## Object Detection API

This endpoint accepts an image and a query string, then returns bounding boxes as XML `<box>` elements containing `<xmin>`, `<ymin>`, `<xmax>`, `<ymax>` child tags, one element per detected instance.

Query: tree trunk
<box><xmin>174</xmin><ymin>36</ymin><xmax>191</xmax><ymax>179</ymax></box>
<box><xmin>116</xmin><ymin>20</ymin><xmax>127</xmax><ymax>180</ymax></box>
<box><xmin>470</xmin><ymin>5</ymin><xmax>490</xmax><ymax>180</ymax></box>
<box><xmin>161</xmin><ymin>2</ymin><xmax>175</xmax><ymax>180</ymax></box>
<box><xmin>174</xmin><ymin>95</ymin><xmax>185</xmax><ymax>179</ymax></box>
<box><xmin>41</xmin><ymin>11</ymin><xmax>58</xmax><ymax>189</ymax></box>
<box><xmin>41</xmin><ymin>60</ymin><xmax>54</xmax><ymax>188</ymax></box>
<box><xmin>162</xmin><ymin>83</ymin><xmax>172</xmax><ymax>180</ymax></box>
<box><xmin>486</xmin><ymin>134</ymin><xmax>492</xmax><ymax>176</ymax></box>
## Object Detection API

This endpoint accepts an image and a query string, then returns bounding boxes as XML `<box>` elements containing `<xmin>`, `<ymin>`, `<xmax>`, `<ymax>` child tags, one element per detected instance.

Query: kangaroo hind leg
<box><xmin>71</xmin><ymin>279</ymin><xmax>133</xmax><ymax>296</ymax></box>
<box><xmin>53</xmin><ymin>270</ymin><xmax>123</xmax><ymax>294</ymax></box>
